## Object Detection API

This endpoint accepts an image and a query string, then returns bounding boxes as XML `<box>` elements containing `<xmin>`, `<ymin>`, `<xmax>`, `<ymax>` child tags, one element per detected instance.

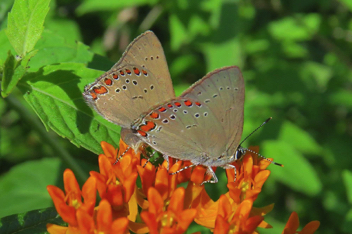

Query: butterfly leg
<box><xmin>142</xmin><ymin>150</ymin><xmax>157</xmax><ymax>168</ymax></box>
<box><xmin>224</xmin><ymin>164</ymin><xmax>237</xmax><ymax>182</ymax></box>
<box><xmin>114</xmin><ymin>146</ymin><xmax>131</xmax><ymax>165</ymax></box>
<box><xmin>170</xmin><ymin>163</ymin><xmax>198</xmax><ymax>176</ymax></box>
<box><xmin>201</xmin><ymin>167</ymin><xmax>218</xmax><ymax>185</ymax></box>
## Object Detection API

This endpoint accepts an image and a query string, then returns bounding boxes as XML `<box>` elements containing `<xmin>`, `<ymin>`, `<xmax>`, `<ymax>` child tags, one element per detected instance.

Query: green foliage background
<box><xmin>0</xmin><ymin>0</ymin><xmax>351</xmax><ymax>233</ymax></box>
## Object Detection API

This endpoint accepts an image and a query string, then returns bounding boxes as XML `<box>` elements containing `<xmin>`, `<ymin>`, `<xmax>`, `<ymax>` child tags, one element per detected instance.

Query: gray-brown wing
<box><xmin>132</xmin><ymin>67</ymin><xmax>244</xmax><ymax>161</ymax></box>
<box><xmin>83</xmin><ymin>31</ymin><xmax>175</xmax><ymax>129</ymax></box>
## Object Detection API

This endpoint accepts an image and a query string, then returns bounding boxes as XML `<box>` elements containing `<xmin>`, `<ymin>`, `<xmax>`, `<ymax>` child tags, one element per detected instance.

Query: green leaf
<box><xmin>339</xmin><ymin>0</ymin><xmax>352</xmax><ymax>12</ymax></box>
<box><xmin>268</xmin><ymin>13</ymin><xmax>321</xmax><ymax>41</ymax></box>
<box><xmin>0</xmin><ymin>30</ymin><xmax>14</xmax><ymax>62</ymax></box>
<box><xmin>76</xmin><ymin>0</ymin><xmax>157</xmax><ymax>15</ymax></box>
<box><xmin>0</xmin><ymin>207</ymin><xmax>65</xmax><ymax>234</ymax></box>
<box><xmin>278</xmin><ymin>121</ymin><xmax>322</xmax><ymax>155</ymax></box>
<box><xmin>343</xmin><ymin>170</ymin><xmax>352</xmax><ymax>204</ymax></box>
<box><xmin>262</xmin><ymin>140</ymin><xmax>322</xmax><ymax>196</ymax></box>
<box><xmin>1</xmin><ymin>50</ymin><xmax>37</xmax><ymax>97</ymax></box>
<box><xmin>5</xmin><ymin>0</ymin><xmax>50</xmax><ymax>56</ymax></box>
<box><xmin>18</xmin><ymin>63</ymin><xmax>120</xmax><ymax>154</ymax></box>
<box><xmin>201</xmin><ymin>37</ymin><xmax>243</xmax><ymax>72</ymax></box>
<box><xmin>0</xmin><ymin>158</ymin><xmax>60</xmax><ymax>218</ymax></box>
<box><xmin>28</xmin><ymin>29</ymin><xmax>94</xmax><ymax>72</ymax></box>
<box><xmin>44</xmin><ymin>18</ymin><xmax>82</xmax><ymax>43</ymax></box>
<box><xmin>329</xmin><ymin>90</ymin><xmax>352</xmax><ymax>108</ymax></box>
<box><xmin>0</xmin><ymin>0</ymin><xmax>14</xmax><ymax>25</ymax></box>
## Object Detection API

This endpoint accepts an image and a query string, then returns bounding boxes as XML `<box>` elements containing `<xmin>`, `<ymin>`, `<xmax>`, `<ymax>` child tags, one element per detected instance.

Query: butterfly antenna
<box><xmin>238</xmin><ymin>117</ymin><xmax>283</xmax><ymax>167</ymax></box>
<box><xmin>245</xmin><ymin>148</ymin><xmax>283</xmax><ymax>167</ymax></box>
<box><xmin>239</xmin><ymin>117</ymin><xmax>272</xmax><ymax>146</ymax></box>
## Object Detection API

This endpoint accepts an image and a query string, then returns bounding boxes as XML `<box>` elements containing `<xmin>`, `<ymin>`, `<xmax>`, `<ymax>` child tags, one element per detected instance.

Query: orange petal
<box><xmin>300</xmin><ymin>221</ymin><xmax>320</xmax><ymax>234</ymax></box>
<box><xmin>176</xmin><ymin>161</ymin><xmax>192</xmax><ymax>183</ymax></box>
<box><xmin>194</xmin><ymin>194</ymin><xmax>219</xmax><ymax>228</ymax></box>
<box><xmin>98</xmin><ymin>155</ymin><xmax>115</xmax><ymax>179</ymax></box>
<box><xmin>107</xmin><ymin>184</ymin><xmax>124</xmax><ymax>207</ymax></box>
<box><xmin>191</xmin><ymin>166</ymin><xmax>206</xmax><ymax>184</ymax></box>
<box><xmin>184</xmin><ymin>182</ymin><xmax>204</xmax><ymax>208</ymax></box>
<box><xmin>140</xmin><ymin>212</ymin><xmax>158</xmax><ymax>234</ymax></box>
<box><xmin>46</xmin><ymin>224</ymin><xmax>68</xmax><ymax>234</ymax></box>
<box><xmin>217</xmin><ymin>195</ymin><xmax>232</xmax><ymax>219</ymax></box>
<box><xmin>147</xmin><ymin>187</ymin><xmax>164</xmax><ymax>215</ymax></box>
<box><xmin>136</xmin><ymin>188</ymin><xmax>149</xmax><ymax>209</ymax></box>
<box><xmin>119</xmin><ymin>154</ymin><xmax>133</xmax><ymax>178</ymax></box>
<box><xmin>119</xmin><ymin>138</ymin><xmax>129</xmax><ymax>154</ymax></box>
<box><xmin>168</xmin><ymin>187</ymin><xmax>185</xmax><ymax>214</ymax></box>
<box><xmin>81</xmin><ymin>176</ymin><xmax>97</xmax><ymax>216</ymax></box>
<box><xmin>89</xmin><ymin>171</ymin><xmax>107</xmax><ymax>199</ymax></box>
<box><xmin>47</xmin><ymin>185</ymin><xmax>77</xmax><ymax>226</ymax></box>
<box><xmin>100</xmin><ymin>141</ymin><xmax>118</xmax><ymax>160</ymax></box>
<box><xmin>251</xmin><ymin>203</ymin><xmax>274</xmax><ymax>216</ymax></box>
<box><xmin>214</xmin><ymin>215</ymin><xmax>230</xmax><ymax>234</ymax></box>
<box><xmin>234</xmin><ymin>199</ymin><xmax>253</xmax><ymax>223</ymax></box>
<box><xmin>137</xmin><ymin>165</ymin><xmax>156</xmax><ymax>196</ymax></box>
<box><xmin>245</xmin><ymin>188</ymin><xmax>261</xmax><ymax>201</ymax></box>
<box><xmin>111</xmin><ymin>217</ymin><xmax>129</xmax><ymax>233</ymax></box>
<box><xmin>127</xmin><ymin>188</ymin><xmax>139</xmax><ymax>222</ymax></box>
<box><xmin>227</xmin><ymin>182</ymin><xmax>241</xmax><ymax>204</ymax></box>
<box><xmin>96</xmin><ymin>200</ymin><xmax>112</xmax><ymax>233</ymax></box>
<box><xmin>123</xmin><ymin>172</ymin><xmax>138</xmax><ymax>203</ymax></box>
<box><xmin>254</xmin><ymin>170</ymin><xmax>270</xmax><ymax>189</ymax></box>
<box><xmin>128</xmin><ymin>221</ymin><xmax>150</xmax><ymax>233</ymax></box>
<box><xmin>63</xmin><ymin>169</ymin><xmax>81</xmax><ymax>203</ymax></box>
<box><xmin>177</xmin><ymin>209</ymin><xmax>197</xmax><ymax>232</ymax></box>
<box><xmin>244</xmin><ymin>215</ymin><xmax>264</xmax><ymax>232</ymax></box>
<box><xmin>283</xmin><ymin>211</ymin><xmax>300</xmax><ymax>232</ymax></box>
<box><xmin>243</xmin><ymin>155</ymin><xmax>253</xmax><ymax>178</ymax></box>
<box><xmin>155</xmin><ymin>167</ymin><xmax>169</xmax><ymax>201</ymax></box>
<box><xmin>76</xmin><ymin>208</ymin><xmax>95</xmax><ymax>234</ymax></box>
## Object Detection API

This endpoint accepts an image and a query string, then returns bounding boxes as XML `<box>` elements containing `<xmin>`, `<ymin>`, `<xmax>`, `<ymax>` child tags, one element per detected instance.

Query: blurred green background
<box><xmin>1</xmin><ymin>0</ymin><xmax>352</xmax><ymax>233</ymax></box>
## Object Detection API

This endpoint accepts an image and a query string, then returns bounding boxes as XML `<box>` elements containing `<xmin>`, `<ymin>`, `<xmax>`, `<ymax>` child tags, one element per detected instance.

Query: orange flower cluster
<box><xmin>47</xmin><ymin>140</ymin><xmax>320</xmax><ymax>234</ymax></box>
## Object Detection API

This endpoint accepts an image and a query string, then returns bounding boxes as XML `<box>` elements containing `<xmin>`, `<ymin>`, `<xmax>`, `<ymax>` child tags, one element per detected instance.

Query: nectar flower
<box><xmin>141</xmin><ymin>187</ymin><xmax>197</xmax><ymax>234</ymax></box>
<box><xmin>47</xmin><ymin>141</ymin><xmax>320</xmax><ymax>234</ymax></box>
<box><xmin>46</xmin><ymin>169</ymin><xmax>96</xmax><ymax>230</ymax></box>
<box><xmin>214</xmin><ymin>195</ymin><xmax>264</xmax><ymax>234</ymax></box>
<box><xmin>77</xmin><ymin>199</ymin><xmax>129</xmax><ymax>234</ymax></box>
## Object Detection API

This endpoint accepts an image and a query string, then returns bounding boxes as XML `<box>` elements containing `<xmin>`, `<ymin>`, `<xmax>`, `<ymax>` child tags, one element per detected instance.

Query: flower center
<box><xmin>161</xmin><ymin>213</ymin><xmax>175</xmax><ymax>227</ymax></box>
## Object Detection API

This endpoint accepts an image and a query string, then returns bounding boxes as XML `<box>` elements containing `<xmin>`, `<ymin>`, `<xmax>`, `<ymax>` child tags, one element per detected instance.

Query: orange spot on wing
<box><xmin>104</xmin><ymin>78</ymin><xmax>112</xmax><ymax>86</ymax></box>
<box><xmin>150</xmin><ymin>112</ymin><xmax>159</xmax><ymax>119</ymax></box>
<box><xmin>137</xmin><ymin>130</ymin><xmax>147</xmax><ymax>137</ymax></box>
<box><xmin>140</xmin><ymin>121</ymin><xmax>156</xmax><ymax>132</ymax></box>
<box><xmin>93</xmin><ymin>86</ymin><xmax>108</xmax><ymax>94</ymax></box>
<box><xmin>113</xmin><ymin>74</ymin><xmax>118</xmax><ymax>79</ymax></box>
<box><xmin>90</xmin><ymin>92</ymin><xmax>97</xmax><ymax>100</ymax></box>
<box><xmin>167</xmin><ymin>104</ymin><xmax>173</xmax><ymax>108</ymax></box>
<box><xmin>184</xmin><ymin>100</ymin><xmax>192</xmax><ymax>106</ymax></box>
<box><xmin>195</xmin><ymin>102</ymin><xmax>202</xmax><ymax>107</ymax></box>
<box><xmin>125</xmin><ymin>69</ymin><xmax>131</xmax><ymax>74</ymax></box>
<box><xmin>175</xmin><ymin>102</ymin><xmax>181</xmax><ymax>107</ymax></box>
<box><xmin>158</xmin><ymin>107</ymin><xmax>167</xmax><ymax>112</ymax></box>
<box><xmin>133</xmin><ymin>67</ymin><xmax>140</xmax><ymax>75</ymax></box>
<box><xmin>142</xmin><ymin>70</ymin><xmax>148</xmax><ymax>76</ymax></box>
<box><xmin>119</xmin><ymin>70</ymin><xmax>125</xmax><ymax>76</ymax></box>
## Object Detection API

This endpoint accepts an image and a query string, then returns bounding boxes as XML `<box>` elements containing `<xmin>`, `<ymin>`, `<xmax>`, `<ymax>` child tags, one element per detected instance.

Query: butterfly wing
<box><xmin>181</xmin><ymin>66</ymin><xmax>244</xmax><ymax>157</ymax></box>
<box><xmin>83</xmin><ymin>31</ymin><xmax>175</xmax><ymax>129</ymax></box>
<box><xmin>133</xmin><ymin>66</ymin><xmax>244</xmax><ymax>163</ymax></box>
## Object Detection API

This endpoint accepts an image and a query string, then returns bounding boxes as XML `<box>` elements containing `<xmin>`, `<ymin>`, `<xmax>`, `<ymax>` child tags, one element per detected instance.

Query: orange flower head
<box><xmin>47</xmin><ymin>169</ymin><xmax>96</xmax><ymax>227</ymax></box>
<box><xmin>141</xmin><ymin>187</ymin><xmax>197</xmax><ymax>234</ymax></box>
